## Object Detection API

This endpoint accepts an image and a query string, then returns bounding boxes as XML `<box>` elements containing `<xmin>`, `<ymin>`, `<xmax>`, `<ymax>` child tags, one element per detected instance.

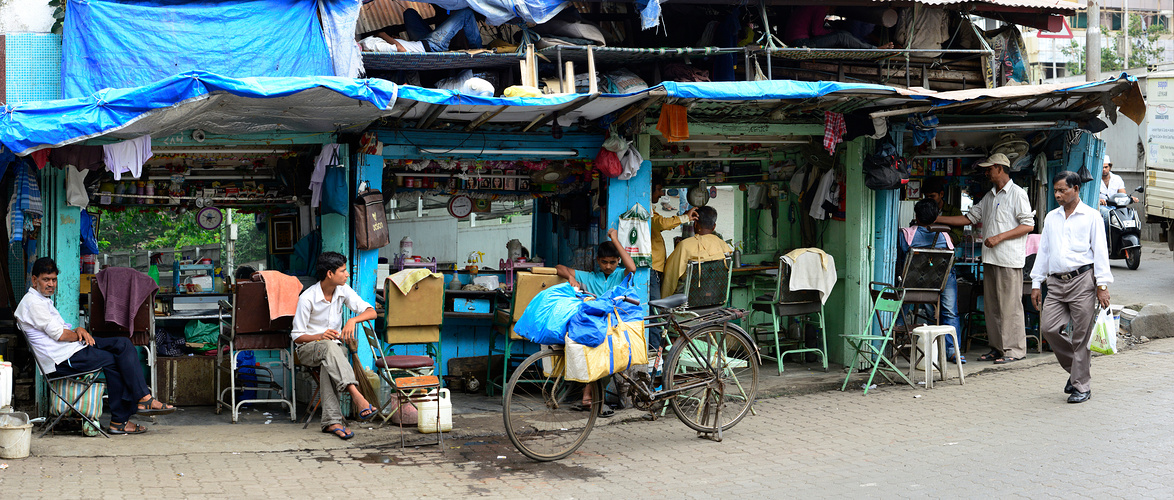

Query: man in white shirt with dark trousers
<box><xmin>1030</xmin><ymin>171</ymin><xmax>1112</xmax><ymax>404</ymax></box>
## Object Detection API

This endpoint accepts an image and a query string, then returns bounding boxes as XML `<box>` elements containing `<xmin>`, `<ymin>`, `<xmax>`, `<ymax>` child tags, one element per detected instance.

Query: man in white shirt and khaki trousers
<box><xmin>938</xmin><ymin>153</ymin><xmax>1036</xmax><ymax>364</ymax></box>
<box><xmin>1030</xmin><ymin>171</ymin><xmax>1112</xmax><ymax>404</ymax></box>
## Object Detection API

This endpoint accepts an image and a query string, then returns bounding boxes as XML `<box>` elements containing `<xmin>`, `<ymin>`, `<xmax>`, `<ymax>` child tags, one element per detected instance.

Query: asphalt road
<box><xmin>1105</xmin><ymin>242</ymin><xmax>1174</xmax><ymax>307</ymax></box>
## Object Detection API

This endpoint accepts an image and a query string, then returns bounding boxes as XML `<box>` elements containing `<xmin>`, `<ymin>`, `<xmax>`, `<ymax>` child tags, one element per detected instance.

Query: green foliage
<box><xmin>96</xmin><ymin>208</ymin><xmax>220</xmax><ymax>253</ymax></box>
<box><xmin>231</xmin><ymin>211</ymin><xmax>268</xmax><ymax>264</ymax></box>
<box><xmin>49</xmin><ymin>0</ymin><xmax>65</xmax><ymax>35</ymax></box>
<box><xmin>1061</xmin><ymin>14</ymin><xmax>1168</xmax><ymax>75</ymax></box>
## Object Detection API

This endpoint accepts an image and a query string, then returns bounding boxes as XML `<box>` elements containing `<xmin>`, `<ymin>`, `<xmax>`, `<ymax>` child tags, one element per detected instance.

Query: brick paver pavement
<box><xmin>4</xmin><ymin>338</ymin><xmax>1174</xmax><ymax>499</ymax></box>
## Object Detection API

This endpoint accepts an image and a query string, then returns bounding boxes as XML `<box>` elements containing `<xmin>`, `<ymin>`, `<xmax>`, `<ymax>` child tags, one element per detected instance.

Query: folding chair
<box><xmin>363</xmin><ymin>322</ymin><xmax>442</xmax><ymax>449</ymax></box>
<box><xmin>840</xmin><ymin>285</ymin><xmax>914</xmax><ymax>395</ymax></box>
<box><xmin>216</xmin><ymin>279</ymin><xmax>297</xmax><ymax>423</ymax></box>
<box><xmin>16</xmin><ymin>325</ymin><xmax>109</xmax><ymax>438</ymax></box>
<box><xmin>88</xmin><ymin>273</ymin><xmax>157</xmax><ymax>396</ymax></box>
<box><xmin>748</xmin><ymin>255</ymin><xmax>828</xmax><ymax>374</ymax></box>
<box><xmin>487</xmin><ymin>270</ymin><xmax>566</xmax><ymax>396</ymax></box>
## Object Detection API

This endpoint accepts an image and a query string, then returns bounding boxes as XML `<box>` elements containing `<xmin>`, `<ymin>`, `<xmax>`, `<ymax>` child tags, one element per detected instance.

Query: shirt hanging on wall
<box><xmin>102</xmin><ymin>135</ymin><xmax>153</xmax><ymax>180</ymax></box>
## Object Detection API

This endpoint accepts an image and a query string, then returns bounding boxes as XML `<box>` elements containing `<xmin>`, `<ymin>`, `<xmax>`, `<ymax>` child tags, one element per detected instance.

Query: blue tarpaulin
<box><xmin>0</xmin><ymin>72</ymin><xmax>398</xmax><ymax>155</ymax></box>
<box><xmin>63</xmin><ymin>0</ymin><xmax>335</xmax><ymax>98</ymax></box>
<box><xmin>425</xmin><ymin>0</ymin><xmax>570</xmax><ymax>26</ymax></box>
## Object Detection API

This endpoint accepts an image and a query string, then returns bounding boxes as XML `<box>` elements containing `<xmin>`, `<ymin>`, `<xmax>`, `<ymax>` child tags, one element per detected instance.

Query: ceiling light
<box><xmin>418</xmin><ymin>148</ymin><xmax>578</xmax><ymax>156</ymax></box>
<box><xmin>934</xmin><ymin>121</ymin><xmax>1057</xmax><ymax>131</ymax></box>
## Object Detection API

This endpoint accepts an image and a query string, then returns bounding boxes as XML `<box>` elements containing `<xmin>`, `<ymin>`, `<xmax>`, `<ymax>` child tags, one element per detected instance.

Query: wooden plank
<box><xmin>418</xmin><ymin>103</ymin><xmax>447</xmax><ymax>129</ymax></box>
<box><xmin>521</xmin><ymin>94</ymin><xmax>599</xmax><ymax>132</ymax></box>
<box><xmin>465</xmin><ymin>106</ymin><xmax>509</xmax><ymax>132</ymax></box>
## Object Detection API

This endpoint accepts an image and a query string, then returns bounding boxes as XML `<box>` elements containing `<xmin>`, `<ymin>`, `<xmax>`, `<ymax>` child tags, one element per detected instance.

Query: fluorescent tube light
<box><xmin>933</xmin><ymin>121</ymin><xmax>1057</xmax><ymax>131</ymax></box>
<box><xmin>154</xmin><ymin>148</ymin><xmax>290</xmax><ymax>154</ymax></box>
<box><xmin>418</xmin><ymin>148</ymin><xmax>578</xmax><ymax>156</ymax></box>
<box><xmin>675</xmin><ymin>139</ymin><xmax>809</xmax><ymax>144</ymax></box>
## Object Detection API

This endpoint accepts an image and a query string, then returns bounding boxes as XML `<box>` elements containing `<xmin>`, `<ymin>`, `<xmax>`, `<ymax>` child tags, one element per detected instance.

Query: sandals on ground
<box><xmin>109</xmin><ymin>421</ymin><xmax>148</xmax><ymax>435</ymax></box>
<box><xmin>994</xmin><ymin>356</ymin><xmax>1025</xmax><ymax>364</ymax></box>
<box><xmin>323</xmin><ymin>425</ymin><xmax>354</xmax><ymax>440</ymax></box>
<box><xmin>976</xmin><ymin>350</ymin><xmax>1002</xmax><ymax>362</ymax></box>
<box><xmin>137</xmin><ymin>395</ymin><xmax>177</xmax><ymax>415</ymax></box>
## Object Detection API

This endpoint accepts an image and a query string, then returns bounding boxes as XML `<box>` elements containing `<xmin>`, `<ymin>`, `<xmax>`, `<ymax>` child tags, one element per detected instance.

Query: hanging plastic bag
<box><xmin>618</xmin><ymin>148</ymin><xmax>643</xmax><ymax>181</ymax></box>
<box><xmin>617</xmin><ymin>204</ymin><xmax>652</xmax><ymax>267</ymax></box>
<box><xmin>595</xmin><ymin>148</ymin><xmax>622</xmax><ymax>178</ymax></box>
<box><xmin>1089</xmin><ymin>307</ymin><xmax>1119</xmax><ymax>355</ymax></box>
<box><xmin>515</xmin><ymin>283</ymin><xmax>584</xmax><ymax>346</ymax></box>
<box><xmin>567</xmin><ymin>274</ymin><xmax>644</xmax><ymax>347</ymax></box>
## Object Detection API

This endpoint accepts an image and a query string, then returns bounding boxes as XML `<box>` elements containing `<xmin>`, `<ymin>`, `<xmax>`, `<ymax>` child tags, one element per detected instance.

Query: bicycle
<box><xmin>502</xmin><ymin>295</ymin><xmax>760</xmax><ymax>461</ymax></box>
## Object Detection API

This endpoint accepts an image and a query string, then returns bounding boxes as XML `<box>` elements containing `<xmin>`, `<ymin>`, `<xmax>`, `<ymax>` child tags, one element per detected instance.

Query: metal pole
<box><xmin>1088</xmin><ymin>0</ymin><xmax>1102</xmax><ymax>80</ymax></box>
<box><xmin>1125</xmin><ymin>0</ymin><xmax>1131</xmax><ymax>68</ymax></box>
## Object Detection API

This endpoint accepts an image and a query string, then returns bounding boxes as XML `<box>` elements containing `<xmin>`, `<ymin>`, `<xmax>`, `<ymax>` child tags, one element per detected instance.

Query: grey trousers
<box><xmin>296</xmin><ymin>340</ymin><xmax>358</xmax><ymax>429</ymax></box>
<box><xmin>1041</xmin><ymin>271</ymin><xmax>1098</xmax><ymax>393</ymax></box>
<box><xmin>983</xmin><ymin>264</ymin><xmax>1027</xmax><ymax>359</ymax></box>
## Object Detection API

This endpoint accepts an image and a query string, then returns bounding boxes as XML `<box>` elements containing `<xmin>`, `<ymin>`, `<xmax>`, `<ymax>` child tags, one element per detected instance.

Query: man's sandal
<box><xmin>323</xmin><ymin>425</ymin><xmax>354</xmax><ymax>440</ymax></box>
<box><xmin>109</xmin><ymin>421</ymin><xmax>148</xmax><ymax>435</ymax></box>
<box><xmin>976</xmin><ymin>350</ymin><xmax>1002</xmax><ymax>362</ymax></box>
<box><xmin>137</xmin><ymin>395</ymin><xmax>177</xmax><ymax>415</ymax></box>
<box><xmin>357</xmin><ymin>404</ymin><xmax>378</xmax><ymax>421</ymax></box>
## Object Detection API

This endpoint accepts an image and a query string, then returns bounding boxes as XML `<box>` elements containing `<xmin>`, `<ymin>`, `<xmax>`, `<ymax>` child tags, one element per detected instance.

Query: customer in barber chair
<box><xmin>15</xmin><ymin>257</ymin><xmax>175</xmax><ymax>435</ymax></box>
<box><xmin>292</xmin><ymin>251</ymin><xmax>379</xmax><ymax>440</ymax></box>
<box><xmin>898</xmin><ymin>199</ymin><xmax>963</xmax><ymax>363</ymax></box>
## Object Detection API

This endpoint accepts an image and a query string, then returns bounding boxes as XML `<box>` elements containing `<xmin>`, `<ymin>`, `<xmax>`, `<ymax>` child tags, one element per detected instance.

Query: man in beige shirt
<box><xmin>650</xmin><ymin>174</ymin><xmax>696</xmax><ymax>348</ymax></box>
<box><xmin>938</xmin><ymin>153</ymin><xmax>1035</xmax><ymax>363</ymax></box>
<box><xmin>662</xmin><ymin>206</ymin><xmax>732</xmax><ymax>297</ymax></box>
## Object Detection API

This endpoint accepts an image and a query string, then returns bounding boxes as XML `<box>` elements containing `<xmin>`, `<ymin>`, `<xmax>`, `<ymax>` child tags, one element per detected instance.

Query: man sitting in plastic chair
<box><xmin>292</xmin><ymin>251</ymin><xmax>379</xmax><ymax>440</ymax></box>
<box><xmin>15</xmin><ymin>257</ymin><xmax>175</xmax><ymax>435</ymax></box>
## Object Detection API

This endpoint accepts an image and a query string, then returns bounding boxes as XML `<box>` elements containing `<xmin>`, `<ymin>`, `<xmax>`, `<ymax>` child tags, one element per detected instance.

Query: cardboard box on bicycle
<box><xmin>564</xmin><ymin>315</ymin><xmax>647</xmax><ymax>383</ymax></box>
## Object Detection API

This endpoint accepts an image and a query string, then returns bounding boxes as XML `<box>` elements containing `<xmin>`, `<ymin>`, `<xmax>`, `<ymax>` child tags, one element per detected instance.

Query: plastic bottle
<box><xmin>144</xmin><ymin>182</ymin><xmax>155</xmax><ymax>204</ymax></box>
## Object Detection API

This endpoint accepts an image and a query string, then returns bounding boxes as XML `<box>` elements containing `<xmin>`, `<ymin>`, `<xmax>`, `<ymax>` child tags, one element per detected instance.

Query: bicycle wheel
<box><xmin>664</xmin><ymin>324</ymin><xmax>759</xmax><ymax>433</ymax></box>
<box><xmin>503</xmin><ymin>349</ymin><xmax>601</xmax><ymax>461</ymax></box>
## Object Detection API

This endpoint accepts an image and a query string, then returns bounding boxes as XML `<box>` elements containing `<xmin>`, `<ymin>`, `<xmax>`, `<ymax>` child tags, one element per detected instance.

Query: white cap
<box><xmin>1104</xmin><ymin>154</ymin><xmax>1112</xmax><ymax>165</ymax></box>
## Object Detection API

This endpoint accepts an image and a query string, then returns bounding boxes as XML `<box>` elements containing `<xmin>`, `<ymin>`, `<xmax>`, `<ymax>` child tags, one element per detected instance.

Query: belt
<box><xmin>1051</xmin><ymin>264</ymin><xmax>1092</xmax><ymax>281</ymax></box>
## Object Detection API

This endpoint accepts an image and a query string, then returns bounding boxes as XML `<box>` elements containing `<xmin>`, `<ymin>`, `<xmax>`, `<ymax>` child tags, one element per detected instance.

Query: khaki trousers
<box><xmin>1041</xmin><ymin>270</ymin><xmax>1098</xmax><ymax>393</ymax></box>
<box><xmin>983</xmin><ymin>264</ymin><xmax>1027</xmax><ymax>359</ymax></box>
<box><xmin>296</xmin><ymin>340</ymin><xmax>358</xmax><ymax>430</ymax></box>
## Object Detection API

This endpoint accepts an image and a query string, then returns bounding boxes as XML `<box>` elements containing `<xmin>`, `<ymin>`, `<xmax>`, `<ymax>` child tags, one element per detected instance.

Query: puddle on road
<box><xmin>308</xmin><ymin>439</ymin><xmax>603</xmax><ymax>481</ymax></box>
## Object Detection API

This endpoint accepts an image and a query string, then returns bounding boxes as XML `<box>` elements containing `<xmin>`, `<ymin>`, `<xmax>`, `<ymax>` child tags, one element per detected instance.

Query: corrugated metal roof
<box><xmin>356</xmin><ymin>0</ymin><xmax>437</xmax><ymax>35</ymax></box>
<box><xmin>917</xmin><ymin>0</ymin><xmax>1077</xmax><ymax>11</ymax></box>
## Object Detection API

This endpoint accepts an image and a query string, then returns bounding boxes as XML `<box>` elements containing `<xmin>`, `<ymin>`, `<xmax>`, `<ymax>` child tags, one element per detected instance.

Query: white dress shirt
<box><xmin>14</xmin><ymin>288</ymin><xmax>84</xmax><ymax>374</ymax></box>
<box><xmin>1099</xmin><ymin>173</ymin><xmax>1125</xmax><ymax>203</ymax></box>
<box><xmin>966</xmin><ymin>180</ymin><xmax>1036</xmax><ymax>268</ymax></box>
<box><xmin>290</xmin><ymin>282</ymin><xmax>373</xmax><ymax>341</ymax></box>
<box><xmin>1029</xmin><ymin>201</ymin><xmax>1113</xmax><ymax>289</ymax></box>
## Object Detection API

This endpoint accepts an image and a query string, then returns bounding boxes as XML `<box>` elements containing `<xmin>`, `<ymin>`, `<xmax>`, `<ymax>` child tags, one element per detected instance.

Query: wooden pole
<box><xmin>564</xmin><ymin>61</ymin><xmax>575</xmax><ymax>93</ymax></box>
<box><xmin>587</xmin><ymin>46</ymin><xmax>598</xmax><ymax>94</ymax></box>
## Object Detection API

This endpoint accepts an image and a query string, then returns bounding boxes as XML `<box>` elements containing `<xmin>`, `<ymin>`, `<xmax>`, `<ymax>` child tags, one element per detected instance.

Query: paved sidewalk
<box><xmin>5</xmin><ymin>338</ymin><xmax>1173</xmax><ymax>498</ymax></box>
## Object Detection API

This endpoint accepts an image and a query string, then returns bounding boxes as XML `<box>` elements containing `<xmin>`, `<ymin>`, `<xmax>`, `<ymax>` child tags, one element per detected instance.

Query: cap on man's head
<box><xmin>1103</xmin><ymin>154</ymin><xmax>1112</xmax><ymax>165</ymax></box>
<box><xmin>976</xmin><ymin>153</ymin><xmax>1010</xmax><ymax>168</ymax></box>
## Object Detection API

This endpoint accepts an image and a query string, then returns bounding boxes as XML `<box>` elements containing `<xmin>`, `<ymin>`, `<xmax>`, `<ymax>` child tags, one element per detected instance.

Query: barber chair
<box><xmin>216</xmin><ymin>278</ymin><xmax>297</xmax><ymax>423</ymax></box>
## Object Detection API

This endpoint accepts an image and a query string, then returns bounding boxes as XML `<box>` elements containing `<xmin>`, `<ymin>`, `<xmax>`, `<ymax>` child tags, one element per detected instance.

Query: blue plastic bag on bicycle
<box><xmin>568</xmin><ymin>276</ymin><xmax>643</xmax><ymax>347</ymax></box>
<box><xmin>515</xmin><ymin>283</ymin><xmax>583</xmax><ymax>345</ymax></box>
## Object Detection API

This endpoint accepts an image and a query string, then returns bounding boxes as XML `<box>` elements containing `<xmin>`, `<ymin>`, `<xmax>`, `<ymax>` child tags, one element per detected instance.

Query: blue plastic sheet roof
<box><xmin>0</xmin><ymin>72</ymin><xmax>398</xmax><ymax>155</ymax></box>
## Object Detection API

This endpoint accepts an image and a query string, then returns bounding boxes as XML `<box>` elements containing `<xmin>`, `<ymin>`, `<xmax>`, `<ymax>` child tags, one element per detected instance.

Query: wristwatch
<box><xmin>1097</xmin><ymin>284</ymin><xmax>1108</xmax><ymax>291</ymax></box>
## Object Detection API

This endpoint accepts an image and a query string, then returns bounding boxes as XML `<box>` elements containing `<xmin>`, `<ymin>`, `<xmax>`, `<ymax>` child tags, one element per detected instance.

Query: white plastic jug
<box><xmin>0</xmin><ymin>362</ymin><xmax>12</xmax><ymax>409</ymax></box>
<box><xmin>417</xmin><ymin>388</ymin><xmax>452</xmax><ymax>433</ymax></box>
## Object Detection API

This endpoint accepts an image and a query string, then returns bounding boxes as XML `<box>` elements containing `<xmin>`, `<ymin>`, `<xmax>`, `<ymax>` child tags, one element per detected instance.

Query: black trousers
<box><xmin>54</xmin><ymin>336</ymin><xmax>150</xmax><ymax>424</ymax></box>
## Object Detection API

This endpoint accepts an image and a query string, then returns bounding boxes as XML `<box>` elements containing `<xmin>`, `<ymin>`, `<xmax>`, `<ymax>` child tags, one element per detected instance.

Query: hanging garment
<box><xmin>102</xmin><ymin>135</ymin><xmax>153</xmax><ymax>180</ymax></box>
<box><xmin>656</xmin><ymin>104</ymin><xmax>690</xmax><ymax>142</ymax></box>
<box><xmin>823</xmin><ymin>112</ymin><xmax>846</xmax><ymax>155</ymax></box>
<box><xmin>10</xmin><ymin>160</ymin><xmax>43</xmax><ymax>243</ymax></box>
<box><xmin>66</xmin><ymin>165</ymin><xmax>90</xmax><ymax>208</ymax></box>
<box><xmin>49</xmin><ymin>144</ymin><xmax>105</xmax><ymax>171</ymax></box>
<box><xmin>808</xmin><ymin>168</ymin><xmax>838</xmax><ymax>220</ymax></box>
<box><xmin>30</xmin><ymin>150</ymin><xmax>50</xmax><ymax>169</ymax></box>
<box><xmin>311</xmin><ymin>144</ymin><xmax>341</xmax><ymax>208</ymax></box>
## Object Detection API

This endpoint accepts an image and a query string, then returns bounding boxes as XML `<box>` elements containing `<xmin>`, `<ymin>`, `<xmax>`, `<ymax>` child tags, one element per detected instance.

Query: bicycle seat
<box><xmin>649</xmin><ymin>294</ymin><xmax>687</xmax><ymax>310</ymax></box>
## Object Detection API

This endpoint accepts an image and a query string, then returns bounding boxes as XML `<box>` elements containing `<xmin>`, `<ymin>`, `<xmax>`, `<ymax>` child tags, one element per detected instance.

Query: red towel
<box><xmin>257</xmin><ymin>270</ymin><xmax>302</xmax><ymax>320</ymax></box>
<box><xmin>96</xmin><ymin>267</ymin><xmax>159</xmax><ymax>330</ymax></box>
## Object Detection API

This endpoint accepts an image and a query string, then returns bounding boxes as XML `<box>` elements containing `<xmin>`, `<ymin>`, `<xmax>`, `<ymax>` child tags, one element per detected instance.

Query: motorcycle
<box><xmin>1105</xmin><ymin>186</ymin><xmax>1144</xmax><ymax>270</ymax></box>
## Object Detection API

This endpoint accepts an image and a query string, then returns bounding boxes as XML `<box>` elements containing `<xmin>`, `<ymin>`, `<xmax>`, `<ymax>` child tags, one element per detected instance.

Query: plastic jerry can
<box><xmin>416</xmin><ymin>389</ymin><xmax>452</xmax><ymax>433</ymax></box>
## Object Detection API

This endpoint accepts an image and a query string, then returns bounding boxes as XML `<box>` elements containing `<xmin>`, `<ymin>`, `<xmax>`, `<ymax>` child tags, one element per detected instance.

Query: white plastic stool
<box><xmin>909</xmin><ymin>325</ymin><xmax>965</xmax><ymax>389</ymax></box>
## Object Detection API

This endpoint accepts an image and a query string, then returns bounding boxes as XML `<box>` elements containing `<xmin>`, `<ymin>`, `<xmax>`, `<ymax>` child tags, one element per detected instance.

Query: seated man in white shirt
<box><xmin>1098</xmin><ymin>155</ymin><xmax>1137</xmax><ymax>218</ymax></box>
<box><xmin>292</xmin><ymin>251</ymin><xmax>378</xmax><ymax>440</ymax></box>
<box><xmin>15</xmin><ymin>257</ymin><xmax>175</xmax><ymax>435</ymax></box>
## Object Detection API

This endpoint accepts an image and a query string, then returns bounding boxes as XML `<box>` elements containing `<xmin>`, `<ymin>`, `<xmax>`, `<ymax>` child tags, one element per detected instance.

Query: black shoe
<box><xmin>1067</xmin><ymin>390</ymin><xmax>1091</xmax><ymax>403</ymax></box>
<box><xmin>1064</xmin><ymin>379</ymin><xmax>1075</xmax><ymax>394</ymax></box>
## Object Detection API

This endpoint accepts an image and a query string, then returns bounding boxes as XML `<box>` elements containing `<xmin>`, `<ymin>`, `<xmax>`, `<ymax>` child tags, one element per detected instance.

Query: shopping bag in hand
<box><xmin>1089</xmin><ymin>307</ymin><xmax>1118</xmax><ymax>355</ymax></box>
<box><xmin>618</xmin><ymin>204</ymin><xmax>652</xmax><ymax>267</ymax></box>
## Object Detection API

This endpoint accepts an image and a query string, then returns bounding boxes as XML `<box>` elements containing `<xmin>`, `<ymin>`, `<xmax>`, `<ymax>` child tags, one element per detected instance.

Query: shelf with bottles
<box><xmin>92</xmin><ymin>174</ymin><xmax>293</xmax><ymax>208</ymax></box>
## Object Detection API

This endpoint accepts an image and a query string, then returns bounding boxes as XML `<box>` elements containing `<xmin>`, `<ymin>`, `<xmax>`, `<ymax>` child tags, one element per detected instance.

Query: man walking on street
<box><xmin>937</xmin><ymin>153</ymin><xmax>1035</xmax><ymax>364</ymax></box>
<box><xmin>1030</xmin><ymin>171</ymin><xmax>1111</xmax><ymax>404</ymax></box>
